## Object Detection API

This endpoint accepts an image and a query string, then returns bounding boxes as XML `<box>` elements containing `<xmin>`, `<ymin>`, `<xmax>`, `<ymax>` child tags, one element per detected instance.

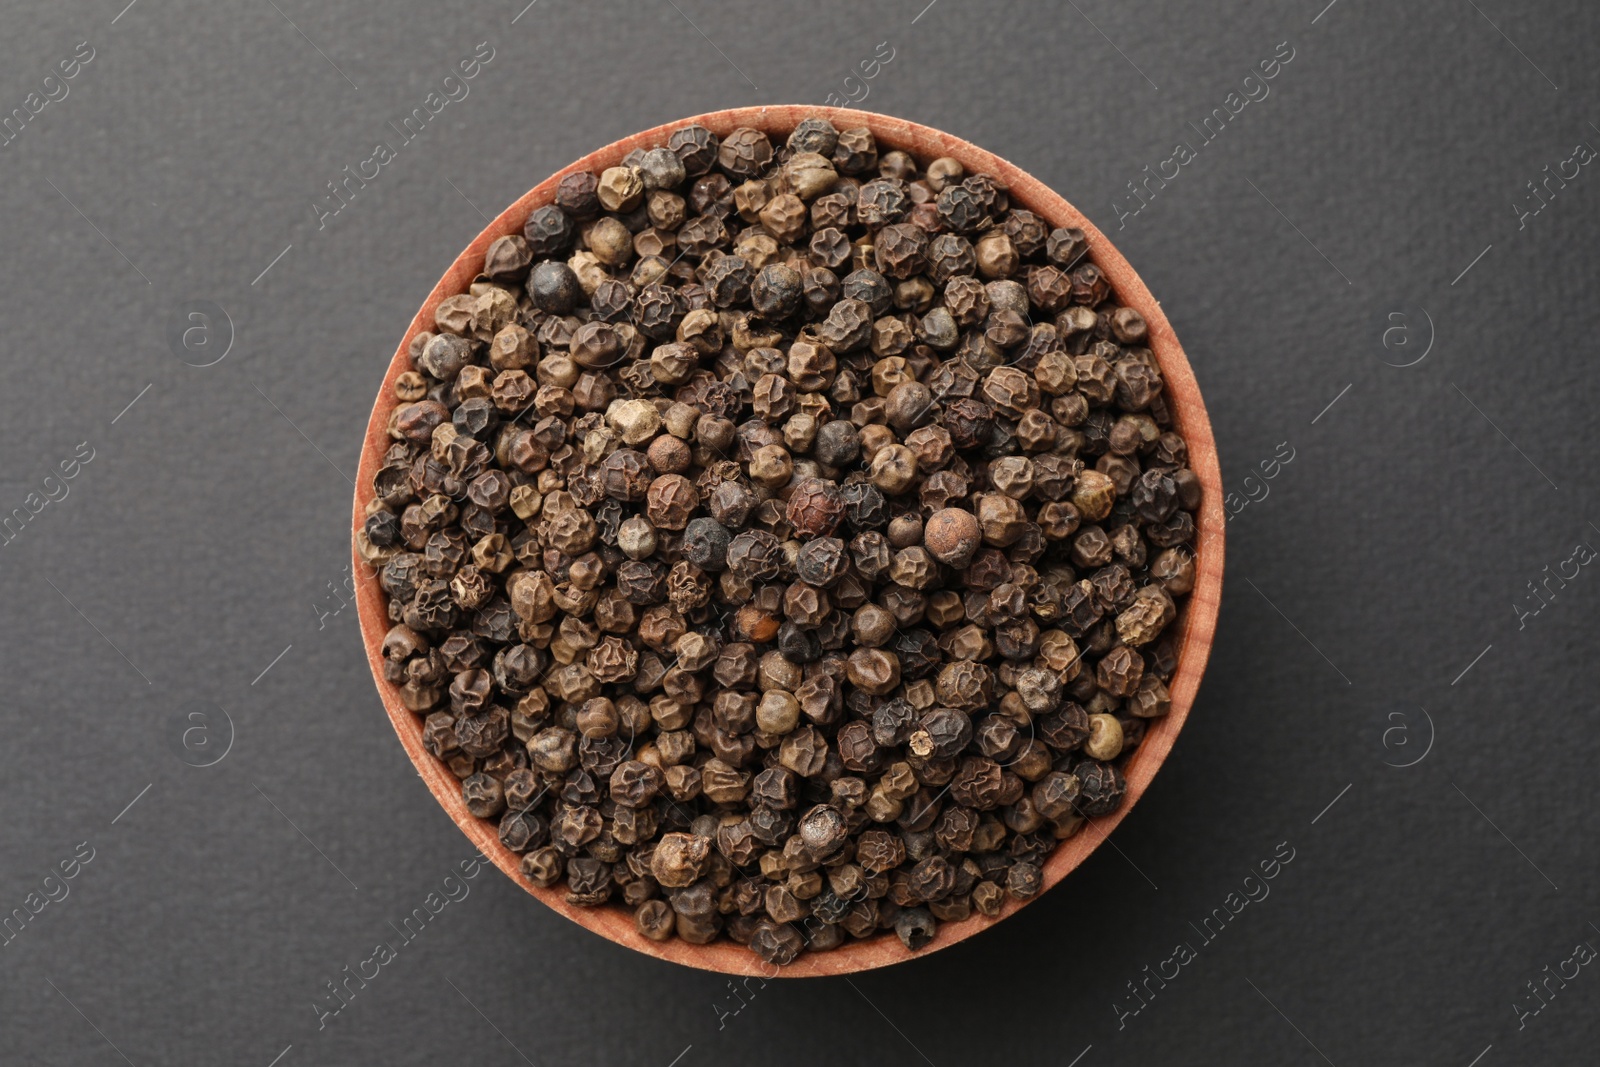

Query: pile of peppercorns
<box><xmin>360</xmin><ymin>116</ymin><xmax>1201</xmax><ymax>966</ymax></box>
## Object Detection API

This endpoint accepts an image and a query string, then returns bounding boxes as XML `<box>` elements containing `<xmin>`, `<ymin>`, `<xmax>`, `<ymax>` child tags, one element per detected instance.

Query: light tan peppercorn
<box><xmin>926</xmin><ymin>590</ymin><xmax>965</xmax><ymax>627</ymax></box>
<box><xmin>700</xmin><ymin>758</ymin><xmax>751</xmax><ymax>804</ymax></box>
<box><xmin>870</xmin><ymin>444</ymin><xmax>918</xmax><ymax>495</ymax></box>
<box><xmin>756</xmin><ymin>691</ymin><xmax>802</xmax><ymax>734</ymax></box>
<box><xmin>617</xmin><ymin>515</ymin><xmax>657</xmax><ymax>560</ymax></box>
<box><xmin>785</xmin><ymin>152</ymin><xmax>839</xmax><ymax>199</ymax></box>
<box><xmin>886</xmin><ymin>512</ymin><xmax>923</xmax><ymax>549</ymax></box>
<box><xmin>945</xmin><ymin>624</ymin><xmax>989</xmax><ymax>662</ymax></box>
<box><xmin>577</xmin><ymin>697</ymin><xmax>619</xmax><ymax>738</ymax></box>
<box><xmin>545</xmin><ymin>508</ymin><xmax>598</xmax><ymax>555</ymax></box>
<box><xmin>1096</xmin><ymin>645</ymin><xmax>1145</xmax><ymax>697</ymax></box>
<box><xmin>597</xmin><ymin>166</ymin><xmax>644</xmax><ymax>212</ymax></box>
<box><xmin>885</xmin><ymin>381</ymin><xmax>934</xmax><ymax>434</ymax></box>
<box><xmin>989</xmin><ymin>456</ymin><xmax>1035</xmax><ymax>499</ymax></box>
<box><xmin>936</xmin><ymin>660</ymin><xmax>992</xmax><ymax>709</ymax></box>
<box><xmin>925</xmin><ymin>156</ymin><xmax>964</xmax><ymax>190</ymax></box>
<box><xmin>1030</xmin><ymin>351</ymin><xmax>1076</xmax><ymax>397</ymax></box>
<box><xmin>752</xmin><ymin>372</ymin><xmax>795</xmax><ymax>422</ymax></box>
<box><xmin>760</xmin><ymin>194</ymin><xmax>808</xmax><ymax>243</ymax></box>
<box><xmin>606</xmin><ymin>398</ymin><xmax>661</xmax><ymax>445</ymax></box>
<box><xmin>1116</xmin><ymin>585</ymin><xmax>1177</xmax><ymax>646</ymax></box>
<box><xmin>903</xmin><ymin>425</ymin><xmax>954</xmax><ymax>472</ymax></box>
<box><xmin>676</xmin><ymin>307</ymin><xmax>722</xmax><ymax>353</ymax></box>
<box><xmin>976</xmin><ymin>493</ymin><xmax>1028</xmax><ymax>546</ymax></box>
<box><xmin>393</xmin><ymin>371</ymin><xmax>428</xmax><ymax>402</ymax></box>
<box><xmin>570</xmin><ymin>252</ymin><xmax>609</xmax><ymax>297</ymax></box>
<box><xmin>488</xmin><ymin>324</ymin><xmax>538</xmax><ymax>372</ymax></box>
<box><xmin>982</xmin><ymin>365</ymin><xmax>1039</xmax><ymax>417</ymax></box>
<box><xmin>783</xmin><ymin>413</ymin><xmax>818</xmax><ymax>453</ymax></box>
<box><xmin>650</xmin><ymin>832</ymin><xmax>710</xmax><ymax>888</ymax></box>
<box><xmin>585</xmin><ymin>216</ymin><xmax>634</xmax><ymax>267</ymax></box>
<box><xmin>889</xmin><ymin>546</ymin><xmax>938</xmax><ymax>590</ymax></box>
<box><xmin>1083</xmin><ymin>713</ymin><xmax>1124</xmax><ymax>761</ymax></box>
<box><xmin>650</xmin><ymin>342</ymin><xmax>699</xmax><ymax>385</ymax></box>
<box><xmin>1111</xmin><ymin>305</ymin><xmax>1149</xmax><ymax>343</ymax></box>
<box><xmin>851</xmin><ymin>602</ymin><xmax>898</xmax><ymax>646</ymax></box>
<box><xmin>974</xmin><ymin>231</ymin><xmax>1018</xmax><ymax>279</ymax></box>
<box><xmin>782</xmin><ymin>581</ymin><xmax>829</xmax><ymax>627</ymax></box>
<box><xmin>747</xmin><ymin>444</ymin><xmax>794</xmax><ymax>489</ymax></box>
<box><xmin>661</xmin><ymin>401</ymin><xmax>699</xmax><ymax>439</ymax></box>
<box><xmin>1150</xmin><ymin>547</ymin><xmax>1197</xmax><ymax>595</ymax></box>
<box><xmin>734</xmin><ymin>178</ymin><xmax>772</xmax><ymax>222</ymax></box>
<box><xmin>857</xmin><ymin>423</ymin><xmax>895</xmax><ymax>465</ymax></box>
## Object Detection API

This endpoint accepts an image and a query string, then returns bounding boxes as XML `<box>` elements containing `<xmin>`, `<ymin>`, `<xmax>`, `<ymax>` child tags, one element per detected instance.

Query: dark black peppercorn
<box><xmin>461</xmin><ymin>773</ymin><xmax>504</xmax><ymax>818</ymax></box>
<box><xmin>795</xmin><ymin>537</ymin><xmax>849</xmax><ymax>587</ymax></box>
<box><xmin>895</xmin><ymin>906</ymin><xmax>937</xmax><ymax>950</ymax></box>
<box><xmin>801</xmin><ymin>266</ymin><xmax>841</xmax><ymax>314</ymax></box>
<box><xmin>681</xmin><ymin>516</ymin><xmax>731</xmax><ymax>571</ymax></box>
<box><xmin>668</xmin><ymin>124</ymin><xmax>719</xmax><ymax>176</ymax></box>
<box><xmin>749</xmin><ymin>921</ymin><xmax>805</xmax><ymax>965</ymax></box>
<box><xmin>777</xmin><ymin>623</ymin><xmax>821</xmax><ymax>663</ymax></box>
<box><xmin>1074</xmin><ymin>759</ymin><xmax>1126</xmax><ymax>816</ymax></box>
<box><xmin>527</xmin><ymin>260</ymin><xmax>582</xmax><ymax>314</ymax></box>
<box><xmin>364</xmin><ymin>510</ymin><xmax>401</xmax><ymax>548</ymax></box>
<box><xmin>788</xmin><ymin>116</ymin><xmax>839</xmax><ymax>157</ymax></box>
<box><xmin>840</xmin><ymin>481</ymin><xmax>890</xmax><ymax>530</ymax></box>
<box><xmin>522</xmin><ymin>204</ymin><xmax>574</xmax><ymax>257</ymax></box>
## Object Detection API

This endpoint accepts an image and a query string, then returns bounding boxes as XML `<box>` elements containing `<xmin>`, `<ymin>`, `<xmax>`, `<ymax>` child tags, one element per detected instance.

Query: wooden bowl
<box><xmin>353</xmin><ymin>106</ymin><xmax>1224</xmax><ymax>978</ymax></box>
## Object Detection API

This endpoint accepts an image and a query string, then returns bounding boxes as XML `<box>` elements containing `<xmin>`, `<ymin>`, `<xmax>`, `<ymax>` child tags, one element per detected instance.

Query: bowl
<box><xmin>353</xmin><ymin>105</ymin><xmax>1224</xmax><ymax>978</ymax></box>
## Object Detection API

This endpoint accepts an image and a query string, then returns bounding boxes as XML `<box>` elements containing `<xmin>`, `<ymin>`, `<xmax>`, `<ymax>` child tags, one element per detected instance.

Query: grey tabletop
<box><xmin>3</xmin><ymin>1</ymin><xmax>1598</xmax><ymax>1064</ymax></box>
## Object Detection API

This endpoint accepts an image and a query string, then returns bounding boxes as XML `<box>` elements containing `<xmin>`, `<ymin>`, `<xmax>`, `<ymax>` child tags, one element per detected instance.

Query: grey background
<box><xmin>2</xmin><ymin>0</ymin><xmax>1597</xmax><ymax>1064</ymax></box>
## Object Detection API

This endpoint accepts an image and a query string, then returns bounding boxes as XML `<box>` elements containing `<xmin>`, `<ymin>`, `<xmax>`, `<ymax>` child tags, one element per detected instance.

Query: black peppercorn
<box><xmin>832</xmin><ymin>127</ymin><xmax>878</xmax><ymax>175</ymax></box>
<box><xmin>795</xmin><ymin>537</ymin><xmax>849</xmax><ymax>587</ymax></box>
<box><xmin>788</xmin><ymin>116</ymin><xmax>839</xmax><ymax>157</ymax></box>
<box><xmin>522</xmin><ymin>204</ymin><xmax>574</xmax><ymax>257</ymax></box>
<box><xmin>527</xmin><ymin>260</ymin><xmax>582</xmax><ymax>314</ymax></box>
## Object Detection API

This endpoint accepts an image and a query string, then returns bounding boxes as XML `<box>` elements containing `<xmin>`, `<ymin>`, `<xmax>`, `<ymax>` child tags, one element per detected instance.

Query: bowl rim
<box><xmin>352</xmin><ymin>104</ymin><xmax>1225</xmax><ymax>979</ymax></box>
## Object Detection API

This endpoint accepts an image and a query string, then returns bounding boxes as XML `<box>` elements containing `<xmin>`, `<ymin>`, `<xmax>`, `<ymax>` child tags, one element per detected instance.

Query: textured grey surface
<box><xmin>2</xmin><ymin>1</ymin><xmax>1598</xmax><ymax>1064</ymax></box>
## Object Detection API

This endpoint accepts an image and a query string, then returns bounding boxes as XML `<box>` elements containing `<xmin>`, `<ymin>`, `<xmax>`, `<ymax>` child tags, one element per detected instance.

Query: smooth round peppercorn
<box><xmin>851</xmin><ymin>602</ymin><xmax>898</xmax><ymax>647</ymax></box>
<box><xmin>813</xmin><ymin>420</ymin><xmax>860</xmax><ymax>469</ymax></box>
<box><xmin>923</xmin><ymin>508</ymin><xmax>981</xmax><ymax>566</ymax></box>
<box><xmin>527</xmin><ymin>260</ymin><xmax>582</xmax><ymax>314</ymax></box>
<box><xmin>1083</xmin><ymin>713</ymin><xmax>1124</xmax><ymax>761</ymax></box>
<box><xmin>886</xmin><ymin>512</ymin><xmax>923</xmax><ymax>550</ymax></box>
<box><xmin>646</xmin><ymin>433</ymin><xmax>691</xmax><ymax>473</ymax></box>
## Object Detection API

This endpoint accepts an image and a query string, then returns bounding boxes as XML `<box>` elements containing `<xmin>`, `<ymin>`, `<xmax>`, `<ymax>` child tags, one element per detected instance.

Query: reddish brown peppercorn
<box><xmin>785</xmin><ymin>477</ymin><xmax>845</xmax><ymax>537</ymax></box>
